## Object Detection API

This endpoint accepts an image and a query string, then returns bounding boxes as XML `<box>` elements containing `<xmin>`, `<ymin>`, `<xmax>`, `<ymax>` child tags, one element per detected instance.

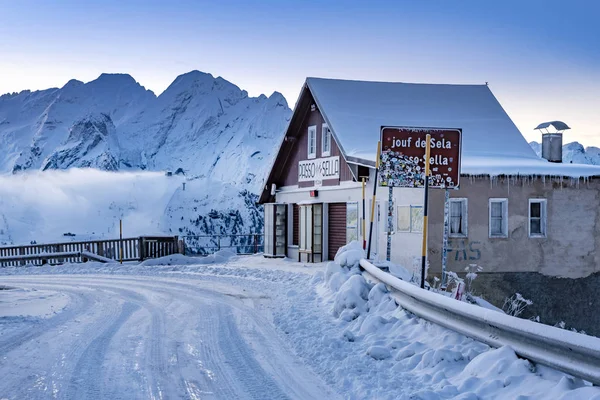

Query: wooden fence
<box><xmin>0</xmin><ymin>236</ymin><xmax>184</xmax><ymax>267</ymax></box>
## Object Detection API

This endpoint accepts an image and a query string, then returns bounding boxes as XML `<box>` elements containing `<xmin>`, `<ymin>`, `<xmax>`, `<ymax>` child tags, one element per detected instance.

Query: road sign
<box><xmin>379</xmin><ymin>127</ymin><xmax>462</xmax><ymax>189</ymax></box>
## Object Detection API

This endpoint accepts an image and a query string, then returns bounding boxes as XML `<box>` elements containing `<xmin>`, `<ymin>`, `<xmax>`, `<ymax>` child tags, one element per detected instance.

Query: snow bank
<box><xmin>315</xmin><ymin>245</ymin><xmax>600</xmax><ymax>399</ymax></box>
<box><xmin>139</xmin><ymin>250</ymin><xmax>236</xmax><ymax>266</ymax></box>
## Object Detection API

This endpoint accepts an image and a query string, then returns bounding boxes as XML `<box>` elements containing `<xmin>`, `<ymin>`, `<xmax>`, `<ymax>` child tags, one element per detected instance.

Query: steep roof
<box><xmin>306</xmin><ymin>77</ymin><xmax>600</xmax><ymax>178</ymax></box>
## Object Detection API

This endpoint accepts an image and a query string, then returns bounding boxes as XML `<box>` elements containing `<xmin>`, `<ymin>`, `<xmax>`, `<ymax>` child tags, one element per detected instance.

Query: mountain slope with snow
<box><xmin>0</xmin><ymin>71</ymin><xmax>290</xmax><ymax>191</ymax></box>
<box><xmin>0</xmin><ymin>72</ymin><xmax>291</xmax><ymax>247</ymax></box>
<box><xmin>530</xmin><ymin>140</ymin><xmax>600</xmax><ymax>165</ymax></box>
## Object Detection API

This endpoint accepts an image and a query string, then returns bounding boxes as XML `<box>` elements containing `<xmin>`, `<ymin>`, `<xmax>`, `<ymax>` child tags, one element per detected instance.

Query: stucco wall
<box><xmin>427</xmin><ymin>176</ymin><xmax>600</xmax><ymax>279</ymax></box>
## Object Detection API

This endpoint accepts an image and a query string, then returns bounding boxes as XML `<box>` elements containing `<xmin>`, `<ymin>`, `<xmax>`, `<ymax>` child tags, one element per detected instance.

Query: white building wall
<box><xmin>275</xmin><ymin>167</ymin><xmax>428</xmax><ymax>267</ymax></box>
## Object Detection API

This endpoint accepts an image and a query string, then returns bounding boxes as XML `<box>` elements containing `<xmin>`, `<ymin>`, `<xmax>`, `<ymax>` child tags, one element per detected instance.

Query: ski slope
<box><xmin>0</xmin><ymin>273</ymin><xmax>337</xmax><ymax>400</ymax></box>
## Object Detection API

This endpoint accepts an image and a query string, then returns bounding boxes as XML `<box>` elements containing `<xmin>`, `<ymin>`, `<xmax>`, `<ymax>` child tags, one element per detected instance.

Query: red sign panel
<box><xmin>379</xmin><ymin>127</ymin><xmax>462</xmax><ymax>188</ymax></box>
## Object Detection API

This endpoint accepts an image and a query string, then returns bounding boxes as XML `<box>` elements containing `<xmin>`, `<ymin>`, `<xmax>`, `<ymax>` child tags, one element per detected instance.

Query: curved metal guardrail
<box><xmin>360</xmin><ymin>258</ymin><xmax>600</xmax><ymax>385</ymax></box>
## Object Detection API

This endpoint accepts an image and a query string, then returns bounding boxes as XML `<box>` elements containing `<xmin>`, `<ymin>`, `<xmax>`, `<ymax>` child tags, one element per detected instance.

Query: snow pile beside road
<box><xmin>139</xmin><ymin>250</ymin><xmax>236</xmax><ymax>266</ymax></box>
<box><xmin>314</xmin><ymin>244</ymin><xmax>600</xmax><ymax>399</ymax></box>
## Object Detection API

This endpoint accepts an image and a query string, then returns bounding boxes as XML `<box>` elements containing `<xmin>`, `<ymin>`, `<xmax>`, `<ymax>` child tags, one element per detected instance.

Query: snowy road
<box><xmin>0</xmin><ymin>274</ymin><xmax>337</xmax><ymax>400</ymax></box>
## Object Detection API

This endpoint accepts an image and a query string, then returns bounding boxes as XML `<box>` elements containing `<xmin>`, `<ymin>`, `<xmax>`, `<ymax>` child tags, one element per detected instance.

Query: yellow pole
<box><xmin>420</xmin><ymin>134</ymin><xmax>431</xmax><ymax>288</ymax></box>
<box><xmin>362</xmin><ymin>177</ymin><xmax>366</xmax><ymax>250</ymax></box>
<box><xmin>367</xmin><ymin>141</ymin><xmax>381</xmax><ymax>259</ymax></box>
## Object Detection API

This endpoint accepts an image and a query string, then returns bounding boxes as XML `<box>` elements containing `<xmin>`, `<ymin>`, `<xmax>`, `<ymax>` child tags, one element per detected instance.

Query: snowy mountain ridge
<box><xmin>0</xmin><ymin>72</ymin><xmax>292</xmax><ymax>247</ymax></box>
<box><xmin>529</xmin><ymin>140</ymin><xmax>600</xmax><ymax>165</ymax></box>
<box><xmin>0</xmin><ymin>71</ymin><xmax>291</xmax><ymax>191</ymax></box>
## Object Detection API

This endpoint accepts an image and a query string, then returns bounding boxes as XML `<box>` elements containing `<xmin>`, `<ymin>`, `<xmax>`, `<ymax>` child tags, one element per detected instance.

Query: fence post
<box><xmin>217</xmin><ymin>236</ymin><xmax>221</xmax><ymax>252</ymax></box>
<box><xmin>254</xmin><ymin>234</ymin><xmax>258</xmax><ymax>254</ymax></box>
<box><xmin>138</xmin><ymin>237</ymin><xmax>145</xmax><ymax>261</ymax></box>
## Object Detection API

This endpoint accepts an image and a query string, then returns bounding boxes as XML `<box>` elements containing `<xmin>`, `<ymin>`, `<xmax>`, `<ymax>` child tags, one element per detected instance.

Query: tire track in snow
<box><xmin>66</xmin><ymin>301</ymin><xmax>140</xmax><ymax>399</ymax></box>
<box><xmin>217</xmin><ymin>306</ymin><xmax>290</xmax><ymax>400</ymax></box>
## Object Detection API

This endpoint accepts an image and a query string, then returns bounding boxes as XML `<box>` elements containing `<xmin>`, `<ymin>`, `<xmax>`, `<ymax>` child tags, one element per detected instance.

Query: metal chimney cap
<box><xmin>534</xmin><ymin>121</ymin><xmax>571</xmax><ymax>132</ymax></box>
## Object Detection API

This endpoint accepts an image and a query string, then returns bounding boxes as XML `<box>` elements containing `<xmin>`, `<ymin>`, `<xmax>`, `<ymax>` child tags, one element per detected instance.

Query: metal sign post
<box><xmin>420</xmin><ymin>134</ymin><xmax>431</xmax><ymax>289</ymax></box>
<box><xmin>441</xmin><ymin>188</ymin><xmax>450</xmax><ymax>289</ymax></box>
<box><xmin>386</xmin><ymin>186</ymin><xmax>393</xmax><ymax>261</ymax></box>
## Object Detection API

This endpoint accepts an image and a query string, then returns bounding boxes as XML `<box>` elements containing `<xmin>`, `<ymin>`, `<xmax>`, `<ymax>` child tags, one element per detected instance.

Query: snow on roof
<box><xmin>306</xmin><ymin>77</ymin><xmax>600</xmax><ymax>178</ymax></box>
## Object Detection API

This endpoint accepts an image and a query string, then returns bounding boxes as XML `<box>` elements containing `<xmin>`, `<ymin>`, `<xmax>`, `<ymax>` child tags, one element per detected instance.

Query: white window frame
<box><xmin>489</xmin><ymin>198</ymin><xmax>508</xmax><ymax>238</ymax></box>
<box><xmin>449</xmin><ymin>198</ymin><xmax>468</xmax><ymax>238</ymax></box>
<box><xmin>321</xmin><ymin>123</ymin><xmax>331</xmax><ymax>157</ymax></box>
<box><xmin>307</xmin><ymin>125</ymin><xmax>317</xmax><ymax>159</ymax></box>
<box><xmin>528</xmin><ymin>199</ymin><xmax>547</xmax><ymax>238</ymax></box>
<box><xmin>396</xmin><ymin>205</ymin><xmax>423</xmax><ymax>233</ymax></box>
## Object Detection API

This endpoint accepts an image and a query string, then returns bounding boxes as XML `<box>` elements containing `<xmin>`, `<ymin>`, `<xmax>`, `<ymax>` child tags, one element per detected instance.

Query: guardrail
<box><xmin>359</xmin><ymin>258</ymin><xmax>600</xmax><ymax>385</ymax></box>
<box><xmin>182</xmin><ymin>234</ymin><xmax>263</xmax><ymax>255</ymax></box>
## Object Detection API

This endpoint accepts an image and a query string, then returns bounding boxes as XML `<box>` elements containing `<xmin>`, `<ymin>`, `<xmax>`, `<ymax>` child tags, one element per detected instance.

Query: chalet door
<box><xmin>264</xmin><ymin>203</ymin><xmax>287</xmax><ymax>257</ymax></box>
<box><xmin>299</xmin><ymin>204</ymin><xmax>323</xmax><ymax>262</ymax></box>
<box><xmin>328</xmin><ymin>203</ymin><xmax>347</xmax><ymax>261</ymax></box>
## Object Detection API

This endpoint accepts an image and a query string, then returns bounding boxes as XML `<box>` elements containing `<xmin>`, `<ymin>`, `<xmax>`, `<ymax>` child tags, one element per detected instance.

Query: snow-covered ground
<box><xmin>1</xmin><ymin>250</ymin><xmax>598</xmax><ymax>399</ymax></box>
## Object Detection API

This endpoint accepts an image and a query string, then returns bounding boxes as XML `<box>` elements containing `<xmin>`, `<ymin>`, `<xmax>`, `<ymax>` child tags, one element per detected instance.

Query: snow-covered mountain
<box><xmin>0</xmin><ymin>72</ymin><xmax>292</xmax><ymax>249</ymax></box>
<box><xmin>0</xmin><ymin>71</ymin><xmax>290</xmax><ymax>190</ymax></box>
<box><xmin>529</xmin><ymin>141</ymin><xmax>600</xmax><ymax>165</ymax></box>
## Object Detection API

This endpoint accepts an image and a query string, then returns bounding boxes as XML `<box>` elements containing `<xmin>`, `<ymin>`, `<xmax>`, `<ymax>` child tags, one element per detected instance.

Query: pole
<box><xmin>386</xmin><ymin>186</ymin><xmax>393</xmax><ymax>261</ymax></box>
<box><xmin>441</xmin><ymin>188</ymin><xmax>450</xmax><ymax>289</ymax></box>
<box><xmin>362</xmin><ymin>177</ymin><xmax>366</xmax><ymax>250</ymax></box>
<box><xmin>119</xmin><ymin>219</ymin><xmax>123</xmax><ymax>264</ymax></box>
<box><xmin>420</xmin><ymin>134</ymin><xmax>431</xmax><ymax>289</ymax></box>
<box><xmin>367</xmin><ymin>141</ymin><xmax>381</xmax><ymax>259</ymax></box>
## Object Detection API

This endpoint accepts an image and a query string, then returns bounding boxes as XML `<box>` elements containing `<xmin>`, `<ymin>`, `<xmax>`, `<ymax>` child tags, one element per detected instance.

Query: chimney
<box><xmin>535</xmin><ymin>121</ymin><xmax>570</xmax><ymax>163</ymax></box>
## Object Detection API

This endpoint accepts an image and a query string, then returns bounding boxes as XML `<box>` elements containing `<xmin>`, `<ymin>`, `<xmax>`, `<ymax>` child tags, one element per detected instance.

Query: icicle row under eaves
<box><xmin>462</xmin><ymin>173</ymin><xmax>593</xmax><ymax>189</ymax></box>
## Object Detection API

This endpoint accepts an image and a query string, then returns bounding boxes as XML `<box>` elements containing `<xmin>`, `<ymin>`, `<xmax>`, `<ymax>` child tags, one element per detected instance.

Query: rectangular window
<box><xmin>529</xmin><ymin>199</ymin><xmax>547</xmax><ymax>237</ymax></box>
<box><xmin>397</xmin><ymin>206</ymin><xmax>410</xmax><ymax>232</ymax></box>
<box><xmin>321</xmin><ymin>123</ymin><xmax>331</xmax><ymax>157</ymax></box>
<box><xmin>449</xmin><ymin>198</ymin><xmax>468</xmax><ymax>237</ymax></box>
<box><xmin>307</xmin><ymin>125</ymin><xmax>317</xmax><ymax>159</ymax></box>
<box><xmin>396</xmin><ymin>205</ymin><xmax>423</xmax><ymax>233</ymax></box>
<box><xmin>346</xmin><ymin>202</ymin><xmax>359</xmax><ymax>242</ymax></box>
<box><xmin>411</xmin><ymin>206</ymin><xmax>424</xmax><ymax>233</ymax></box>
<box><xmin>489</xmin><ymin>198</ymin><xmax>508</xmax><ymax>238</ymax></box>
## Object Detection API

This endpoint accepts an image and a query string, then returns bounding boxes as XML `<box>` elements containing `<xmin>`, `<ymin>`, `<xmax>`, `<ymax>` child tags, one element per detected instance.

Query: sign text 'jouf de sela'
<box><xmin>379</xmin><ymin>127</ymin><xmax>462</xmax><ymax>189</ymax></box>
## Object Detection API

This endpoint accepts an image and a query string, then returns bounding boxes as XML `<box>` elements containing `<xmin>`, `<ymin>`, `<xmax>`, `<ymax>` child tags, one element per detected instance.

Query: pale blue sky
<box><xmin>1</xmin><ymin>0</ymin><xmax>598</xmax><ymax>145</ymax></box>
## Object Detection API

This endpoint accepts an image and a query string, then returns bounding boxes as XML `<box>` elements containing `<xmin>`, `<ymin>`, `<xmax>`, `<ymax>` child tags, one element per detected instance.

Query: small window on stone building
<box><xmin>322</xmin><ymin>123</ymin><xmax>331</xmax><ymax>157</ymax></box>
<box><xmin>449</xmin><ymin>198</ymin><xmax>468</xmax><ymax>237</ymax></box>
<box><xmin>307</xmin><ymin>125</ymin><xmax>317</xmax><ymax>159</ymax></box>
<box><xmin>529</xmin><ymin>199</ymin><xmax>547</xmax><ymax>238</ymax></box>
<box><xmin>489</xmin><ymin>198</ymin><xmax>508</xmax><ymax>238</ymax></box>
